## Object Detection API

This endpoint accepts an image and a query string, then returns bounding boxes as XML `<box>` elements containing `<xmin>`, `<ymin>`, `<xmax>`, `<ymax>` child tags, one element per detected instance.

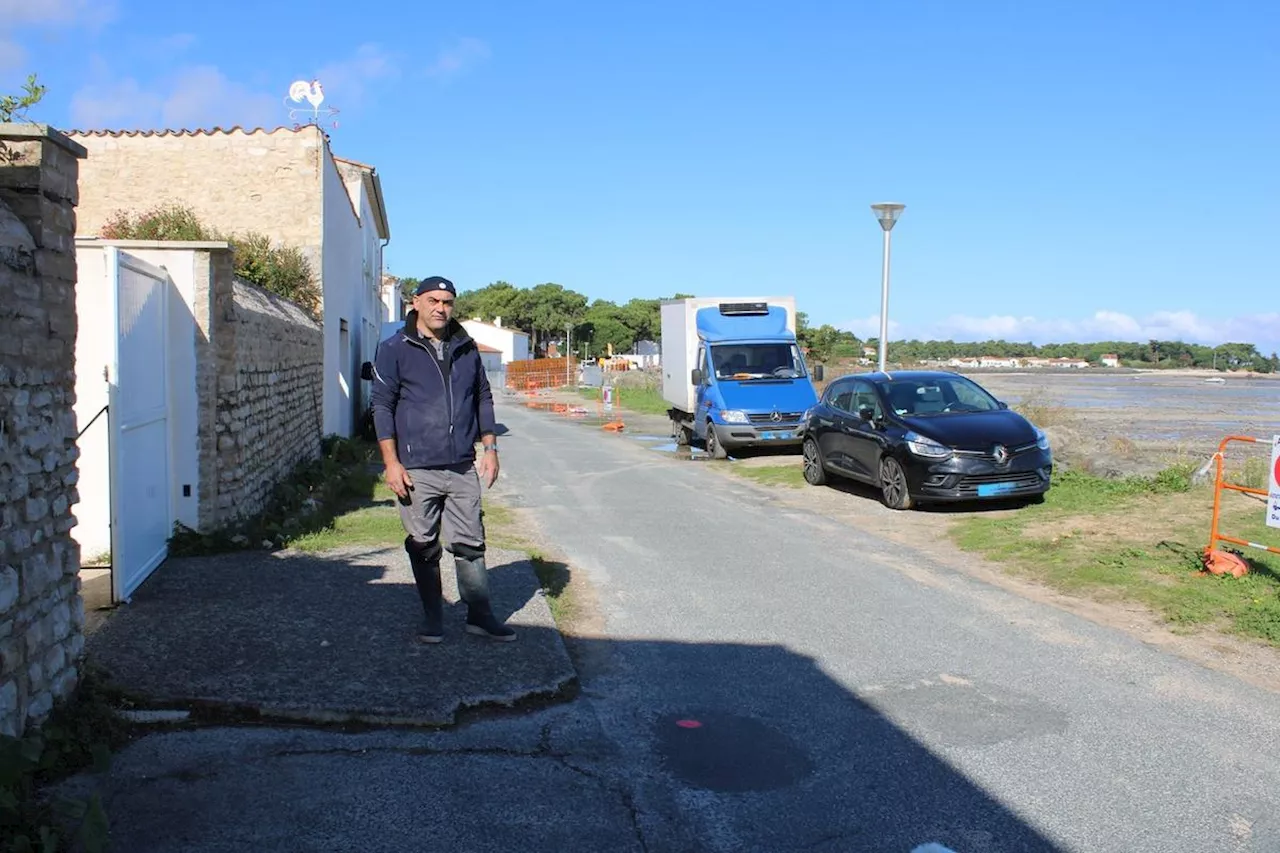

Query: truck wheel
<box><xmin>705</xmin><ymin>423</ymin><xmax>728</xmax><ymax>459</ymax></box>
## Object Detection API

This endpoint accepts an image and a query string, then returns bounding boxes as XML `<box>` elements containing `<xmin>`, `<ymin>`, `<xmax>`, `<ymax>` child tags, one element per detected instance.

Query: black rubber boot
<box><xmin>453</xmin><ymin>551</ymin><xmax>516</xmax><ymax>642</ymax></box>
<box><xmin>405</xmin><ymin>536</ymin><xmax>444</xmax><ymax>643</ymax></box>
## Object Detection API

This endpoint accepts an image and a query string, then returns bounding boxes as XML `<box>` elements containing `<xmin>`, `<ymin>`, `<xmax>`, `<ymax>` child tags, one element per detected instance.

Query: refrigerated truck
<box><xmin>660</xmin><ymin>296</ymin><xmax>823</xmax><ymax>459</ymax></box>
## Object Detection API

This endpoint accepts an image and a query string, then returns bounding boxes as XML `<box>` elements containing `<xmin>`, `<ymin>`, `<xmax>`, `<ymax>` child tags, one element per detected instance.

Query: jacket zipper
<box><xmin>405</xmin><ymin>332</ymin><xmax>457</xmax><ymax>456</ymax></box>
<box><xmin>428</xmin><ymin>352</ymin><xmax>455</xmax><ymax>437</ymax></box>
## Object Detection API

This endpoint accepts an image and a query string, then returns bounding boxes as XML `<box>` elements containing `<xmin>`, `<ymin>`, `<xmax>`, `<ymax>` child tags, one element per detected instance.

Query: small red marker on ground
<box><xmin>675</xmin><ymin>719</ymin><xmax>702</xmax><ymax>729</ymax></box>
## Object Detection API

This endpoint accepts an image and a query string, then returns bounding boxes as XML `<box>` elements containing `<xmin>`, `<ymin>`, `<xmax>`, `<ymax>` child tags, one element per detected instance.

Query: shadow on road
<box><xmin>81</xmin><ymin>547</ymin><xmax>1068</xmax><ymax>851</ymax></box>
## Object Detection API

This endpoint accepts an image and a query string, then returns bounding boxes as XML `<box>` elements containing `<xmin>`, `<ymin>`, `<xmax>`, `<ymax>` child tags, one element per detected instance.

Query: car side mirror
<box><xmin>997</xmin><ymin>400</ymin><xmax>1008</xmax><ymax>410</ymax></box>
<box><xmin>812</xmin><ymin>364</ymin><xmax>824</xmax><ymax>382</ymax></box>
<box><xmin>360</xmin><ymin>361</ymin><xmax>374</xmax><ymax>381</ymax></box>
<box><xmin>691</xmin><ymin>368</ymin><xmax>704</xmax><ymax>386</ymax></box>
<box><xmin>858</xmin><ymin>406</ymin><xmax>875</xmax><ymax>422</ymax></box>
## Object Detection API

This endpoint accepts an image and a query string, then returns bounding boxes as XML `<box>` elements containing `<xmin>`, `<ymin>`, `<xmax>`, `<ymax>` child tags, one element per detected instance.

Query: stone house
<box><xmin>66</xmin><ymin>125</ymin><xmax>391</xmax><ymax>439</ymax></box>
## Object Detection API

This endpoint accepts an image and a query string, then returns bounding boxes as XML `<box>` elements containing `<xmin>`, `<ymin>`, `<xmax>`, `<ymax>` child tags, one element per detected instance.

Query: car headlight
<box><xmin>905</xmin><ymin>431</ymin><xmax>951</xmax><ymax>459</ymax></box>
<box><xmin>720</xmin><ymin>410</ymin><xmax>749</xmax><ymax>424</ymax></box>
<box><xmin>1034</xmin><ymin>426</ymin><xmax>1050</xmax><ymax>451</ymax></box>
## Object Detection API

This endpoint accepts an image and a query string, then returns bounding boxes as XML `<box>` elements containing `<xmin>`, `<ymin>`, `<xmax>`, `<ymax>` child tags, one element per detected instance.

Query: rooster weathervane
<box><xmin>286</xmin><ymin>79</ymin><xmax>340</xmax><ymax>129</ymax></box>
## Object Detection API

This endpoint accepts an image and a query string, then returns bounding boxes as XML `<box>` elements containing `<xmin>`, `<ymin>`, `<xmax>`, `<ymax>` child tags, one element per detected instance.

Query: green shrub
<box><xmin>100</xmin><ymin>203</ymin><xmax>213</xmax><ymax>242</ymax></box>
<box><xmin>223</xmin><ymin>233</ymin><xmax>319</xmax><ymax>314</ymax></box>
<box><xmin>98</xmin><ymin>204</ymin><xmax>319</xmax><ymax>315</ymax></box>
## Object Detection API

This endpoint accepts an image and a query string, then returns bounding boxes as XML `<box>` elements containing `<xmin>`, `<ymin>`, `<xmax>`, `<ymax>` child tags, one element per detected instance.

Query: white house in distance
<box><xmin>462</xmin><ymin>316</ymin><xmax>531</xmax><ymax>364</ymax></box>
<box><xmin>476</xmin><ymin>344</ymin><xmax>504</xmax><ymax>373</ymax></box>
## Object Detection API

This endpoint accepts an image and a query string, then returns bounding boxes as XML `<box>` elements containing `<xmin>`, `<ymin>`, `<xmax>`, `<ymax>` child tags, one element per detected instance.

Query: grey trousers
<box><xmin>399</xmin><ymin>462</ymin><xmax>486</xmax><ymax>552</ymax></box>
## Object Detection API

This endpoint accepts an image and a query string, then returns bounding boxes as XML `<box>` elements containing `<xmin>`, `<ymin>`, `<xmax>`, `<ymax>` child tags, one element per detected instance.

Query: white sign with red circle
<box><xmin>1269</xmin><ymin>434</ymin><xmax>1280</xmax><ymax>529</ymax></box>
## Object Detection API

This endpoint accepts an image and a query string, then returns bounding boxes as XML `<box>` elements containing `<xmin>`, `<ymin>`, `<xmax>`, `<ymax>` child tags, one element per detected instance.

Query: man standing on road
<box><xmin>370</xmin><ymin>276</ymin><xmax>515</xmax><ymax>643</ymax></box>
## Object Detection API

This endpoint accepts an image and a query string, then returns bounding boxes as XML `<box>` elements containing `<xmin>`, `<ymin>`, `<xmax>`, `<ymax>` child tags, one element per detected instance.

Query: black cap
<box><xmin>414</xmin><ymin>276</ymin><xmax>456</xmax><ymax>297</ymax></box>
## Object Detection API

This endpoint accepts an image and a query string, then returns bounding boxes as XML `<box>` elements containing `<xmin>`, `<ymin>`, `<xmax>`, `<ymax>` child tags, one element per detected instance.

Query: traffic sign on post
<box><xmin>1269</xmin><ymin>435</ymin><xmax>1280</xmax><ymax>529</ymax></box>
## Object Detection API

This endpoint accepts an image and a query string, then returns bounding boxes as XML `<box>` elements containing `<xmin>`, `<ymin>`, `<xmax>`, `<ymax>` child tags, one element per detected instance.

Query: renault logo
<box><xmin>770</xmin><ymin>410</ymin><xmax>782</xmax><ymax>423</ymax></box>
<box><xmin>992</xmin><ymin>444</ymin><xmax>1009</xmax><ymax>465</ymax></box>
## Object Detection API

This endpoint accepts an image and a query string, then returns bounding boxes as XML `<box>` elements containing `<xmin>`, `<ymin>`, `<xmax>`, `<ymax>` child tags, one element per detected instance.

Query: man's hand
<box><xmin>477</xmin><ymin>449</ymin><xmax>500</xmax><ymax>488</ymax></box>
<box><xmin>384</xmin><ymin>460</ymin><xmax>413</xmax><ymax>500</ymax></box>
<box><xmin>379</xmin><ymin>439</ymin><xmax>412</xmax><ymax>499</ymax></box>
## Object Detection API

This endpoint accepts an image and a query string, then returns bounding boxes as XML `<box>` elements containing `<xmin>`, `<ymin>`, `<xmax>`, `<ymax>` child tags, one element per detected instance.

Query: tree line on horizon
<box><xmin>389</xmin><ymin>277</ymin><xmax>1278</xmax><ymax>373</ymax></box>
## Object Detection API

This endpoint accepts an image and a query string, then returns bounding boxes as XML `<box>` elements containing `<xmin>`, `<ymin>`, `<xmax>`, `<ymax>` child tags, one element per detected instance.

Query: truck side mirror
<box><xmin>691</xmin><ymin>368</ymin><xmax>704</xmax><ymax>386</ymax></box>
<box><xmin>361</xmin><ymin>361</ymin><xmax>374</xmax><ymax>381</ymax></box>
<box><xmin>813</xmin><ymin>364</ymin><xmax>824</xmax><ymax>382</ymax></box>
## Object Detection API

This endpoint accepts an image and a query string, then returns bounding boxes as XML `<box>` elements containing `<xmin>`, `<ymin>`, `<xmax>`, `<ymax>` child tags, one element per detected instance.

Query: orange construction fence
<box><xmin>1203</xmin><ymin>435</ymin><xmax>1279</xmax><ymax>577</ymax></box>
<box><xmin>506</xmin><ymin>357</ymin><xmax>579</xmax><ymax>392</ymax></box>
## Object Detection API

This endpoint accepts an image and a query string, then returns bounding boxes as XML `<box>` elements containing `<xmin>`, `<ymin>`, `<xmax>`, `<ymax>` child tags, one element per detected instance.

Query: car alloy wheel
<box><xmin>802</xmin><ymin>437</ymin><xmax>827</xmax><ymax>485</ymax></box>
<box><xmin>879</xmin><ymin>456</ymin><xmax>913</xmax><ymax>510</ymax></box>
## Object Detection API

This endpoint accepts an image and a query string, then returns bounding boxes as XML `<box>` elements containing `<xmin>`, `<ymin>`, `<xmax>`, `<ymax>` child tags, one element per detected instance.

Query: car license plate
<box><xmin>760</xmin><ymin>430</ymin><xmax>793</xmax><ymax>440</ymax></box>
<box><xmin>977</xmin><ymin>481</ymin><xmax>1018</xmax><ymax>497</ymax></box>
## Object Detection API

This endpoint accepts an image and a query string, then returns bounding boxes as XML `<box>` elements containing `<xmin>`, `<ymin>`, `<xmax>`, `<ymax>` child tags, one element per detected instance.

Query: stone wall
<box><xmin>0</xmin><ymin>125</ymin><xmax>88</xmax><ymax>737</ymax></box>
<box><xmin>210</xmin><ymin>275</ymin><xmax>324</xmax><ymax>527</ymax></box>
<box><xmin>67</xmin><ymin>127</ymin><xmax>327</xmax><ymax>285</ymax></box>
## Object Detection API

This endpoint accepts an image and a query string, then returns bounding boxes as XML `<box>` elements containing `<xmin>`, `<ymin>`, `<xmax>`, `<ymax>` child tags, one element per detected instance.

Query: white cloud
<box><xmin>424</xmin><ymin>36</ymin><xmax>490</xmax><ymax>79</ymax></box>
<box><xmin>838</xmin><ymin>310</ymin><xmax>1280</xmax><ymax>353</ymax></box>
<box><xmin>0</xmin><ymin>0</ymin><xmax>115</xmax><ymax>75</ymax></box>
<box><xmin>309</xmin><ymin>43</ymin><xmax>400</xmax><ymax>107</ymax></box>
<box><xmin>161</xmin><ymin>66</ymin><xmax>279</xmax><ymax>129</ymax></box>
<box><xmin>68</xmin><ymin>44</ymin><xmax>399</xmax><ymax>131</ymax></box>
<box><xmin>0</xmin><ymin>0</ymin><xmax>116</xmax><ymax>29</ymax></box>
<box><xmin>69</xmin><ymin>65</ymin><xmax>276</xmax><ymax>130</ymax></box>
<box><xmin>838</xmin><ymin>314</ymin><xmax>906</xmax><ymax>341</ymax></box>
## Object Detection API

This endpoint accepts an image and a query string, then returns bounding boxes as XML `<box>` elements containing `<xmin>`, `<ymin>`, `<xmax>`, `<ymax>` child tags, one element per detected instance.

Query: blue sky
<box><xmin>4</xmin><ymin>0</ymin><xmax>1278</xmax><ymax>354</ymax></box>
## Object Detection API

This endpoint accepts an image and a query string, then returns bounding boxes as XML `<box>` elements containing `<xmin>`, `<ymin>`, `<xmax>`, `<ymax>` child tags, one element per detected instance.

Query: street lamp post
<box><xmin>870</xmin><ymin>202</ymin><xmax>905</xmax><ymax>373</ymax></box>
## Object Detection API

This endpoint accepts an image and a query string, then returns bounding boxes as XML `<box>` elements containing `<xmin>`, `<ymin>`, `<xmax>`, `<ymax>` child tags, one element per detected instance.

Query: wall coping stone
<box><xmin>0</xmin><ymin>123</ymin><xmax>88</xmax><ymax>159</ymax></box>
<box><xmin>74</xmin><ymin>237</ymin><xmax>233</xmax><ymax>251</ymax></box>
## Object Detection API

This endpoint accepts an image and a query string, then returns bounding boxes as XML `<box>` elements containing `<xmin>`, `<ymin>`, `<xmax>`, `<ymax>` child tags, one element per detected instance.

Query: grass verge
<box><xmin>480</xmin><ymin>502</ymin><xmax>574</xmax><ymax>625</ymax></box>
<box><xmin>951</xmin><ymin>466</ymin><xmax>1280</xmax><ymax>645</ymax></box>
<box><xmin>578</xmin><ymin>385</ymin><xmax>671</xmax><ymax>416</ymax></box>
<box><xmin>733</xmin><ymin>463</ymin><xmax>807</xmax><ymax>488</ymax></box>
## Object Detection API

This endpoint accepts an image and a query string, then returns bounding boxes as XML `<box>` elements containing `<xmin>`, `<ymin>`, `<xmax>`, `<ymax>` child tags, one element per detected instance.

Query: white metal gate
<box><xmin>107</xmin><ymin>248</ymin><xmax>172</xmax><ymax>601</ymax></box>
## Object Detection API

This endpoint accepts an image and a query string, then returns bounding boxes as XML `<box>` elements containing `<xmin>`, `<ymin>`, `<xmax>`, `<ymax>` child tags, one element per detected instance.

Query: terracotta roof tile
<box><xmin>65</xmin><ymin>126</ymin><xmax>323</xmax><ymax>138</ymax></box>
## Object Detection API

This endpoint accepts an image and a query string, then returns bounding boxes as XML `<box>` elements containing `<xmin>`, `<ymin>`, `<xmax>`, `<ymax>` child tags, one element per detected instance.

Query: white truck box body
<box><xmin>660</xmin><ymin>296</ymin><xmax>797</xmax><ymax>413</ymax></box>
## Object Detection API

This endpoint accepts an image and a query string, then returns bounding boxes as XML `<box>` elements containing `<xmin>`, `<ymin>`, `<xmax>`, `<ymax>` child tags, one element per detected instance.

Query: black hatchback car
<box><xmin>800</xmin><ymin>370</ymin><xmax>1052</xmax><ymax>510</ymax></box>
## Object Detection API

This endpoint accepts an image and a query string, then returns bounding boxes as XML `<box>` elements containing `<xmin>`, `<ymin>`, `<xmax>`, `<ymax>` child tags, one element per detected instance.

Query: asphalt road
<box><xmin>71</xmin><ymin>398</ymin><xmax>1280</xmax><ymax>852</ymax></box>
<box><xmin>489</xmin><ymin>400</ymin><xmax>1280</xmax><ymax>851</ymax></box>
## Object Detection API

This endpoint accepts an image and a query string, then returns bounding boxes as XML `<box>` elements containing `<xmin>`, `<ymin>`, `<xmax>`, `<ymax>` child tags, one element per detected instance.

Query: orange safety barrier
<box><xmin>1204</xmin><ymin>435</ymin><xmax>1279</xmax><ymax>577</ymax></box>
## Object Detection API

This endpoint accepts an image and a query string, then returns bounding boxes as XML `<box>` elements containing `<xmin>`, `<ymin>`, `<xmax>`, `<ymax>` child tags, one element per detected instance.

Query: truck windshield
<box><xmin>711</xmin><ymin>344</ymin><xmax>806</xmax><ymax>380</ymax></box>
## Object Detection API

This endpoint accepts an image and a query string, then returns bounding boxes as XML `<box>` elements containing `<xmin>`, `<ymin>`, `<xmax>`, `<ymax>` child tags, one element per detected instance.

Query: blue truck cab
<box><xmin>661</xmin><ymin>298</ymin><xmax>823</xmax><ymax>459</ymax></box>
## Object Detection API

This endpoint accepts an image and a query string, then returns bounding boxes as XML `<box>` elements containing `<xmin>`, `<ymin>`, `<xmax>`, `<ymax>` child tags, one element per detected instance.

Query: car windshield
<box><xmin>882</xmin><ymin>376</ymin><xmax>1000</xmax><ymax>416</ymax></box>
<box><xmin>711</xmin><ymin>344</ymin><xmax>805</xmax><ymax>380</ymax></box>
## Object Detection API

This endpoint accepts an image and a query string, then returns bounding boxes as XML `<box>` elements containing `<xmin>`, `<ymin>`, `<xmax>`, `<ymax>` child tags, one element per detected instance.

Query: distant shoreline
<box><xmin>935</xmin><ymin>366</ymin><xmax>1280</xmax><ymax>381</ymax></box>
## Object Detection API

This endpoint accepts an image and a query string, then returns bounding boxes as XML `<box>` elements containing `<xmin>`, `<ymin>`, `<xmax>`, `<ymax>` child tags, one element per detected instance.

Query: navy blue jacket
<box><xmin>370</xmin><ymin>314</ymin><xmax>497</xmax><ymax>469</ymax></box>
